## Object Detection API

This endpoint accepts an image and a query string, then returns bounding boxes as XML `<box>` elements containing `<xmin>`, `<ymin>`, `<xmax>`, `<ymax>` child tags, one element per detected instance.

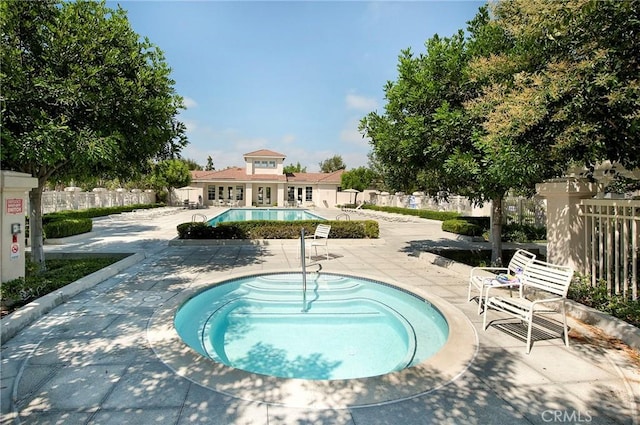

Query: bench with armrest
<box><xmin>482</xmin><ymin>258</ymin><xmax>574</xmax><ymax>353</ymax></box>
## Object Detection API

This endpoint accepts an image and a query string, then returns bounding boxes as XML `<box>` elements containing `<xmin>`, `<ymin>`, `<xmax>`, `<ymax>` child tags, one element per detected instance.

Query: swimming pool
<box><xmin>207</xmin><ymin>208</ymin><xmax>325</xmax><ymax>226</ymax></box>
<box><xmin>149</xmin><ymin>269</ymin><xmax>477</xmax><ymax>408</ymax></box>
<box><xmin>174</xmin><ymin>272</ymin><xmax>449</xmax><ymax>380</ymax></box>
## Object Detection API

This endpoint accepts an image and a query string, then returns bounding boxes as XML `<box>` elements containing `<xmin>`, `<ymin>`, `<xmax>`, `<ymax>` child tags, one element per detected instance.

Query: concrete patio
<box><xmin>1</xmin><ymin>207</ymin><xmax>638</xmax><ymax>424</ymax></box>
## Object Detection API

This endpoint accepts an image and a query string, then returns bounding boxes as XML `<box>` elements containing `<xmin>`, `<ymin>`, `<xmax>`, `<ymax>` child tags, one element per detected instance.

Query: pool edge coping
<box><xmin>147</xmin><ymin>269</ymin><xmax>478</xmax><ymax>409</ymax></box>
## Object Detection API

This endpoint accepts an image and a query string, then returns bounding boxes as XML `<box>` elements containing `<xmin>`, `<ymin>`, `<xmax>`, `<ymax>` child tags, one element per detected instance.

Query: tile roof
<box><xmin>243</xmin><ymin>149</ymin><xmax>286</xmax><ymax>158</ymax></box>
<box><xmin>191</xmin><ymin>168</ymin><xmax>344</xmax><ymax>184</ymax></box>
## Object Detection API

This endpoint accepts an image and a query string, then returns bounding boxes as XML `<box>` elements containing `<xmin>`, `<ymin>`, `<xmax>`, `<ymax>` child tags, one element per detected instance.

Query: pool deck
<box><xmin>2</xmin><ymin>206</ymin><xmax>639</xmax><ymax>424</ymax></box>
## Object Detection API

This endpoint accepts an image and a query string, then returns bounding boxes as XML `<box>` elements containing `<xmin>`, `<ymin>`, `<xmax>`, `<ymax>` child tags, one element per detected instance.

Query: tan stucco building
<box><xmin>187</xmin><ymin>149</ymin><xmax>345</xmax><ymax>208</ymax></box>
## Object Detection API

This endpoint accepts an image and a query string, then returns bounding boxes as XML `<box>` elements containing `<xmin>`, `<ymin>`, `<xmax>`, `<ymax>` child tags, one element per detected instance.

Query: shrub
<box><xmin>568</xmin><ymin>274</ymin><xmax>640</xmax><ymax>327</ymax></box>
<box><xmin>503</xmin><ymin>223</ymin><xmax>546</xmax><ymax>242</ymax></box>
<box><xmin>363</xmin><ymin>205</ymin><xmax>460</xmax><ymax>221</ymax></box>
<box><xmin>177</xmin><ymin>220</ymin><xmax>379</xmax><ymax>239</ymax></box>
<box><xmin>42</xmin><ymin>203</ymin><xmax>163</xmax><ymax>223</ymax></box>
<box><xmin>441</xmin><ymin>219</ymin><xmax>483</xmax><ymax>236</ymax></box>
<box><xmin>43</xmin><ymin>218</ymin><xmax>92</xmax><ymax>238</ymax></box>
<box><xmin>0</xmin><ymin>255</ymin><xmax>125</xmax><ymax>311</ymax></box>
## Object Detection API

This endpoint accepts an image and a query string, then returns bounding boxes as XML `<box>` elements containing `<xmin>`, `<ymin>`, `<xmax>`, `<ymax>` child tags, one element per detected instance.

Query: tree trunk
<box><xmin>29</xmin><ymin>182</ymin><xmax>46</xmax><ymax>272</ymax></box>
<box><xmin>490</xmin><ymin>195</ymin><xmax>504</xmax><ymax>266</ymax></box>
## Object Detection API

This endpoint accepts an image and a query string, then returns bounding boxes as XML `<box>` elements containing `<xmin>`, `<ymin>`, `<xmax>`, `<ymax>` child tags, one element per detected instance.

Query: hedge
<box><xmin>42</xmin><ymin>203</ymin><xmax>164</xmax><ymax>224</ymax></box>
<box><xmin>441</xmin><ymin>219</ymin><xmax>483</xmax><ymax>236</ymax></box>
<box><xmin>177</xmin><ymin>220</ymin><xmax>379</xmax><ymax>240</ymax></box>
<box><xmin>361</xmin><ymin>205</ymin><xmax>461</xmax><ymax>221</ymax></box>
<box><xmin>43</xmin><ymin>218</ymin><xmax>93</xmax><ymax>238</ymax></box>
<box><xmin>36</xmin><ymin>203</ymin><xmax>164</xmax><ymax>239</ymax></box>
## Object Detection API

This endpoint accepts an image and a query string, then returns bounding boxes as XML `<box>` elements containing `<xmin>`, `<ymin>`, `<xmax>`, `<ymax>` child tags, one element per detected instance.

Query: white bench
<box><xmin>468</xmin><ymin>249</ymin><xmax>536</xmax><ymax>314</ymax></box>
<box><xmin>482</xmin><ymin>258</ymin><xmax>574</xmax><ymax>353</ymax></box>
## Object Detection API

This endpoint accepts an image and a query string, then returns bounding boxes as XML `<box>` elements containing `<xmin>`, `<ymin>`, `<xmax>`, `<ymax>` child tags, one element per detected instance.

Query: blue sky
<box><xmin>113</xmin><ymin>1</ymin><xmax>485</xmax><ymax>172</ymax></box>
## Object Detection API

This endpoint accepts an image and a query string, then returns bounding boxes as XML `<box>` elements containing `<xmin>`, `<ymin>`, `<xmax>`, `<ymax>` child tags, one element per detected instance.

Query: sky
<box><xmin>111</xmin><ymin>1</ymin><xmax>486</xmax><ymax>172</ymax></box>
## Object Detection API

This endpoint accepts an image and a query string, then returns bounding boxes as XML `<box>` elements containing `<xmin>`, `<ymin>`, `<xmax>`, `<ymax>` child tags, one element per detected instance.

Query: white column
<box><xmin>0</xmin><ymin>171</ymin><xmax>38</xmax><ymax>283</ymax></box>
<box><xmin>536</xmin><ymin>178</ymin><xmax>600</xmax><ymax>270</ymax></box>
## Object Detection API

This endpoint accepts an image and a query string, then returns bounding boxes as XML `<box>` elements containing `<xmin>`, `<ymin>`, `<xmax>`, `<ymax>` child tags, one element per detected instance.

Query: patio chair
<box><xmin>468</xmin><ymin>249</ymin><xmax>536</xmax><ymax>314</ymax></box>
<box><xmin>305</xmin><ymin>224</ymin><xmax>331</xmax><ymax>260</ymax></box>
<box><xmin>482</xmin><ymin>258</ymin><xmax>574</xmax><ymax>353</ymax></box>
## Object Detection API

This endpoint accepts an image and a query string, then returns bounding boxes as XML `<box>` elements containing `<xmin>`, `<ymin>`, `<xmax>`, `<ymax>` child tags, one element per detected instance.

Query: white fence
<box><xmin>41</xmin><ymin>188</ymin><xmax>156</xmax><ymax>214</ymax></box>
<box><xmin>369</xmin><ymin>192</ymin><xmax>545</xmax><ymax>224</ymax></box>
<box><xmin>580</xmin><ymin>199</ymin><xmax>640</xmax><ymax>300</ymax></box>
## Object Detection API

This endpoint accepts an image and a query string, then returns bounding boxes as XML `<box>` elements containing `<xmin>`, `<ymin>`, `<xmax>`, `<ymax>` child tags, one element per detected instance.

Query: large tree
<box><xmin>1</xmin><ymin>0</ymin><xmax>187</xmax><ymax>269</ymax></box>
<box><xmin>341</xmin><ymin>167</ymin><xmax>376</xmax><ymax>204</ymax></box>
<box><xmin>283</xmin><ymin>162</ymin><xmax>307</xmax><ymax>173</ymax></box>
<box><xmin>468</xmin><ymin>0</ymin><xmax>639</xmax><ymax>174</ymax></box>
<box><xmin>361</xmin><ymin>1</ymin><xmax>639</xmax><ymax>264</ymax></box>
<box><xmin>319</xmin><ymin>155</ymin><xmax>346</xmax><ymax>173</ymax></box>
<box><xmin>150</xmin><ymin>159</ymin><xmax>191</xmax><ymax>206</ymax></box>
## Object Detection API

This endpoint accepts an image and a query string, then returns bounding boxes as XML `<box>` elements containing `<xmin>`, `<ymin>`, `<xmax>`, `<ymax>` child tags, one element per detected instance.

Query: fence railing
<box><xmin>40</xmin><ymin>189</ymin><xmax>156</xmax><ymax>214</ymax></box>
<box><xmin>502</xmin><ymin>198</ymin><xmax>547</xmax><ymax>227</ymax></box>
<box><xmin>580</xmin><ymin>199</ymin><xmax>639</xmax><ymax>300</ymax></box>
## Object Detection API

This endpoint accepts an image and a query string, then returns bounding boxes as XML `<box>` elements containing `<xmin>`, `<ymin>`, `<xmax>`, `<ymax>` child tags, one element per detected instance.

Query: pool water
<box><xmin>207</xmin><ymin>208</ymin><xmax>325</xmax><ymax>226</ymax></box>
<box><xmin>174</xmin><ymin>273</ymin><xmax>449</xmax><ymax>380</ymax></box>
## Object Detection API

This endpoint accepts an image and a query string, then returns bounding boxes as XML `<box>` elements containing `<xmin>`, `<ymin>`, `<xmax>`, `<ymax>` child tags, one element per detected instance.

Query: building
<box><xmin>188</xmin><ymin>149</ymin><xmax>346</xmax><ymax>208</ymax></box>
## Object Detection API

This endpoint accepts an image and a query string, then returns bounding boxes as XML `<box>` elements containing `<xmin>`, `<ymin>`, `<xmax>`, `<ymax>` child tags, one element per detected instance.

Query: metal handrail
<box><xmin>300</xmin><ymin>228</ymin><xmax>307</xmax><ymax>311</ymax></box>
<box><xmin>191</xmin><ymin>213</ymin><xmax>207</xmax><ymax>222</ymax></box>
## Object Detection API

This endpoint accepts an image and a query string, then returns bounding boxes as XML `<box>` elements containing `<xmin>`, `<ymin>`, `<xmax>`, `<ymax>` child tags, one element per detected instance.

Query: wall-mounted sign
<box><xmin>11</xmin><ymin>242</ymin><xmax>20</xmax><ymax>260</ymax></box>
<box><xmin>6</xmin><ymin>198</ymin><xmax>23</xmax><ymax>215</ymax></box>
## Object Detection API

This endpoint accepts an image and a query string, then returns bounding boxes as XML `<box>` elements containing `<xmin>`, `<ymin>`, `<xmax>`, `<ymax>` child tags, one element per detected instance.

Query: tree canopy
<box><xmin>1</xmin><ymin>0</ymin><xmax>187</xmax><ymax>268</ymax></box>
<box><xmin>150</xmin><ymin>159</ymin><xmax>191</xmax><ymax>205</ymax></box>
<box><xmin>341</xmin><ymin>167</ymin><xmax>376</xmax><ymax>204</ymax></box>
<box><xmin>284</xmin><ymin>162</ymin><xmax>307</xmax><ymax>173</ymax></box>
<box><xmin>360</xmin><ymin>0</ymin><xmax>639</xmax><ymax>264</ymax></box>
<box><xmin>319</xmin><ymin>155</ymin><xmax>346</xmax><ymax>173</ymax></box>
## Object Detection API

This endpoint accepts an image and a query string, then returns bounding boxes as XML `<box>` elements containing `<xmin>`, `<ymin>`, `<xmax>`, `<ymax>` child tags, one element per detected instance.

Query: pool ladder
<box><xmin>299</xmin><ymin>228</ymin><xmax>321</xmax><ymax>312</ymax></box>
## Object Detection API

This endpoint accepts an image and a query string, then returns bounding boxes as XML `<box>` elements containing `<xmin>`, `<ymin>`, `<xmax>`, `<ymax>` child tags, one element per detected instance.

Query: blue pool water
<box><xmin>207</xmin><ymin>208</ymin><xmax>325</xmax><ymax>226</ymax></box>
<box><xmin>174</xmin><ymin>273</ymin><xmax>449</xmax><ymax>380</ymax></box>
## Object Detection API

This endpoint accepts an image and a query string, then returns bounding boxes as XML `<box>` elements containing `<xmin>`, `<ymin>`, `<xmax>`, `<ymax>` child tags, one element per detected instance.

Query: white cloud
<box><xmin>182</xmin><ymin>96</ymin><xmax>198</xmax><ymax>109</ymax></box>
<box><xmin>182</xmin><ymin>119</ymin><xmax>199</xmax><ymax>133</ymax></box>
<box><xmin>345</xmin><ymin>93</ymin><xmax>378</xmax><ymax>111</ymax></box>
<box><xmin>340</xmin><ymin>118</ymin><xmax>370</xmax><ymax>146</ymax></box>
<box><xmin>281</xmin><ymin>134</ymin><xmax>297</xmax><ymax>144</ymax></box>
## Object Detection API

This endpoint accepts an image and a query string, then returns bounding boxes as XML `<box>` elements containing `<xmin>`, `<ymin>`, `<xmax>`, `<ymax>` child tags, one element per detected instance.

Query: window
<box><xmin>305</xmin><ymin>186</ymin><xmax>313</xmax><ymax>201</ymax></box>
<box><xmin>235</xmin><ymin>186</ymin><xmax>244</xmax><ymax>201</ymax></box>
<box><xmin>207</xmin><ymin>185</ymin><xmax>216</xmax><ymax>200</ymax></box>
<box><xmin>227</xmin><ymin>187</ymin><xmax>233</xmax><ymax>200</ymax></box>
<box><xmin>266</xmin><ymin>187</ymin><xmax>271</xmax><ymax>203</ymax></box>
<box><xmin>218</xmin><ymin>186</ymin><xmax>224</xmax><ymax>201</ymax></box>
<box><xmin>287</xmin><ymin>186</ymin><xmax>295</xmax><ymax>201</ymax></box>
<box><xmin>255</xmin><ymin>160</ymin><xmax>276</xmax><ymax>168</ymax></box>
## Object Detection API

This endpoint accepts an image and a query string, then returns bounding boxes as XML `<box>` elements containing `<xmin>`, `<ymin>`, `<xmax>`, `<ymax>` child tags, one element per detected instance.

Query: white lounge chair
<box><xmin>468</xmin><ymin>249</ymin><xmax>536</xmax><ymax>314</ymax></box>
<box><xmin>306</xmin><ymin>224</ymin><xmax>331</xmax><ymax>260</ymax></box>
<box><xmin>482</xmin><ymin>258</ymin><xmax>574</xmax><ymax>353</ymax></box>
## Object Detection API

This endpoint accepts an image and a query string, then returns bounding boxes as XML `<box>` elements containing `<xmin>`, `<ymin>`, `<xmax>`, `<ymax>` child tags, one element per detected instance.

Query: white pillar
<box><xmin>536</xmin><ymin>178</ymin><xmax>600</xmax><ymax>270</ymax></box>
<box><xmin>0</xmin><ymin>171</ymin><xmax>38</xmax><ymax>283</ymax></box>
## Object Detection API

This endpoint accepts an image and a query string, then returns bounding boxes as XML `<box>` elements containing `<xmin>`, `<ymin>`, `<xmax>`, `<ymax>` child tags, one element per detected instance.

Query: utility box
<box><xmin>0</xmin><ymin>170</ymin><xmax>38</xmax><ymax>283</ymax></box>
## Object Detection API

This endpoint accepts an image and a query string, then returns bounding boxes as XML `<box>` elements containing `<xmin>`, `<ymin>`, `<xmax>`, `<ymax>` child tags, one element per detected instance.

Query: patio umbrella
<box><xmin>343</xmin><ymin>188</ymin><xmax>360</xmax><ymax>204</ymax></box>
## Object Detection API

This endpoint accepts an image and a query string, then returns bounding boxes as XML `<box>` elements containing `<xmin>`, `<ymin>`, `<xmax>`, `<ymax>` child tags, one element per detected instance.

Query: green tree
<box><xmin>361</xmin><ymin>1</ymin><xmax>639</xmax><ymax>264</ymax></box>
<box><xmin>205</xmin><ymin>155</ymin><xmax>215</xmax><ymax>171</ymax></box>
<box><xmin>469</xmin><ymin>0</ymin><xmax>640</xmax><ymax>175</ymax></box>
<box><xmin>341</xmin><ymin>167</ymin><xmax>375</xmax><ymax>204</ymax></box>
<box><xmin>182</xmin><ymin>158</ymin><xmax>202</xmax><ymax>171</ymax></box>
<box><xmin>150</xmin><ymin>159</ymin><xmax>191</xmax><ymax>205</ymax></box>
<box><xmin>319</xmin><ymin>155</ymin><xmax>346</xmax><ymax>173</ymax></box>
<box><xmin>361</xmin><ymin>8</ymin><xmax>530</xmax><ymax>264</ymax></box>
<box><xmin>1</xmin><ymin>0</ymin><xmax>187</xmax><ymax>269</ymax></box>
<box><xmin>283</xmin><ymin>162</ymin><xmax>307</xmax><ymax>173</ymax></box>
